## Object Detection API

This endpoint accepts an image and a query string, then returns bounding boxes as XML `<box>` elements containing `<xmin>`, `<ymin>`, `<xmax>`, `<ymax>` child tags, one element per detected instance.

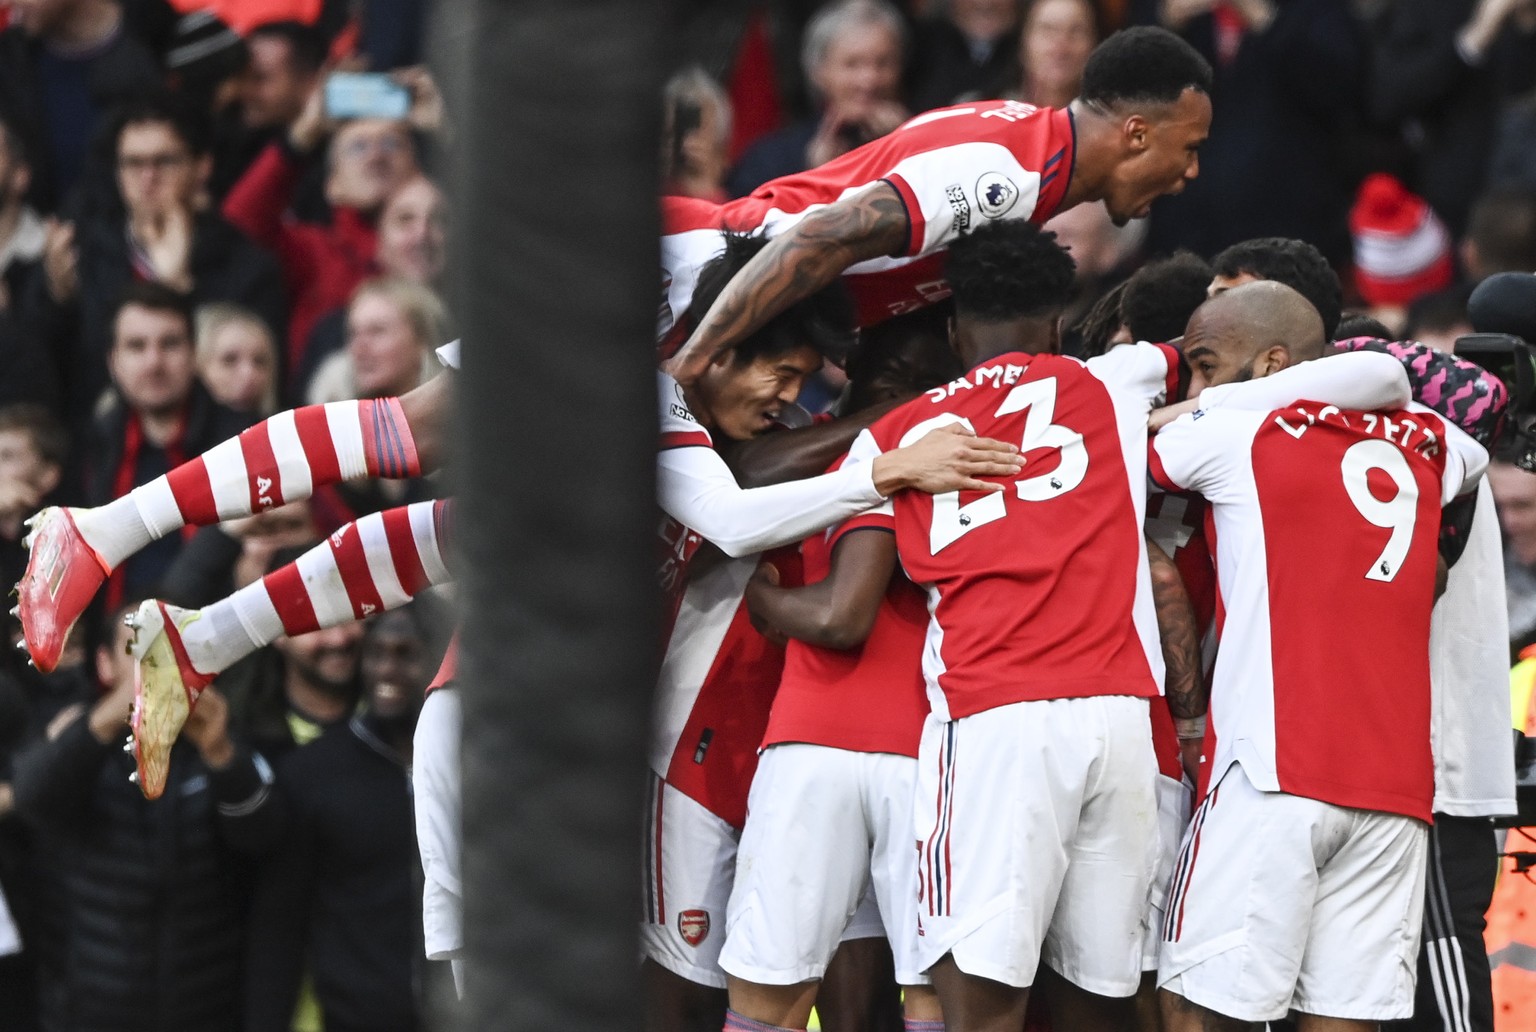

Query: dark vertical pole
<box><xmin>434</xmin><ymin>1</ymin><xmax>662</xmax><ymax>1027</ymax></box>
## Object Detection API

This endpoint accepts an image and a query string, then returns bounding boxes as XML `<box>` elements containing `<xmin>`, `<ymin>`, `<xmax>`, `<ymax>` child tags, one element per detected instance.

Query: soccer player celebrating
<box><xmin>1150</xmin><ymin>282</ymin><xmax>1489</xmax><ymax>1032</ymax></box>
<box><xmin>662</xmin><ymin>25</ymin><xmax>1213</xmax><ymax>383</ymax></box>
<box><xmin>746</xmin><ymin>219</ymin><xmax>1186</xmax><ymax>1032</ymax></box>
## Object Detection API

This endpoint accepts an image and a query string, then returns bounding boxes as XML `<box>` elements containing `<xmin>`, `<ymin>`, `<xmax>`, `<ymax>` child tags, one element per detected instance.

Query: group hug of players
<box><xmin>7</xmin><ymin>23</ymin><xmax>1512</xmax><ymax>1032</ymax></box>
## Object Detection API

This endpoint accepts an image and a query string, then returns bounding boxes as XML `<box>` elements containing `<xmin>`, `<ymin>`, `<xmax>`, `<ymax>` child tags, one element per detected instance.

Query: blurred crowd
<box><xmin>2</xmin><ymin>0</ymin><xmax>1536</xmax><ymax>1030</ymax></box>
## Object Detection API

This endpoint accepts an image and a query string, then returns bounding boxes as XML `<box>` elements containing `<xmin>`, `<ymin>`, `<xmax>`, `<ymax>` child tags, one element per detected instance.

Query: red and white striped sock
<box><xmin>175</xmin><ymin>499</ymin><xmax>452</xmax><ymax>676</ymax></box>
<box><xmin>76</xmin><ymin>398</ymin><xmax>421</xmax><ymax>569</ymax></box>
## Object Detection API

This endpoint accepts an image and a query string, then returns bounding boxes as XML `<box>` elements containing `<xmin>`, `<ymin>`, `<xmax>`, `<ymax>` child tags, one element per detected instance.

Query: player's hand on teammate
<box><xmin>1149</xmin><ymin>398</ymin><xmax>1199</xmax><ymax>432</ymax></box>
<box><xmin>744</xmin><ymin>562</ymin><xmax>788</xmax><ymax>647</ymax></box>
<box><xmin>871</xmin><ymin>423</ymin><xmax>1023</xmax><ymax>497</ymax></box>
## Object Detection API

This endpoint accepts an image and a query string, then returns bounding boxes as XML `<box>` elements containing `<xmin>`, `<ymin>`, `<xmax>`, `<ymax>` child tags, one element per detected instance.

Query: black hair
<box><xmin>944</xmin><ymin>220</ymin><xmax>1077</xmax><ymax>322</ymax></box>
<box><xmin>1467</xmin><ymin>187</ymin><xmax>1536</xmax><ymax>277</ymax></box>
<box><xmin>690</xmin><ymin>232</ymin><xmax>857</xmax><ymax>365</ymax></box>
<box><xmin>0</xmin><ymin>403</ymin><xmax>68</xmax><ymax>468</ymax></box>
<box><xmin>1121</xmin><ymin>250</ymin><xmax>1212</xmax><ymax>344</ymax></box>
<box><xmin>1404</xmin><ymin>284</ymin><xmax>1474</xmax><ymax>341</ymax></box>
<box><xmin>110</xmin><ymin>93</ymin><xmax>213</xmax><ymax>157</ymax></box>
<box><xmin>1211</xmin><ymin>237</ymin><xmax>1342</xmax><ymax>339</ymax></box>
<box><xmin>247</xmin><ymin>20</ymin><xmax>329</xmax><ymax>76</ymax></box>
<box><xmin>844</xmin><ymin>303</ymin><xmax>964</xmax><ymax>412</ymax></box>
<box><xmin>1079</xmin><ymin>26</ymin><xmax>1213</xmax><ymax>109</ymax></box>
<box><xmin>113</xmin><ymin>280</ymin><xmax>195</xmax><ymax>338</ymax></box>
<box><xmin>1332</xmin><ymin>313</ymin><xmax>1394</xmax><ymax>342</ymax></box>
<box><xmin>1073</xmin><ymin>280</ymin><xmax>1129</xmax><ymax>358</ymax></box>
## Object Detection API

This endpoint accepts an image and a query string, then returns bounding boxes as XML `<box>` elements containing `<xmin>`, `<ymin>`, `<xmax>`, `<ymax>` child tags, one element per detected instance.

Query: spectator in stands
<box><xmin>88</xmin><ymin>283</ymin><xmax>252</xmax><ymax>602</ymax></box>
<box><xmin>307</xmin><ymin>278</ymin><xmax>445</xmax><ymax>405</ymax></box>
<box><xmin>195</xmin><ymin>302</ymin><xmax>280</xmax><ymax>416</ymax></box>
<box><xmin>245</xmin><ymin>606</ymin><xmax>437</xmax><ymax>1032</ymax></box>
<box><xmin>727</xmin><ymin>0</ymin><xmax>908</xmax><ymax>196</ymax></box>
<box><xmin>661</xmin><ymin>67</ymin><xmax>733</xmax><ymax>202</ymax></box>
<box><xmin>0</xmin><ymin>0</ymin><xmax>161</xmax><ymax>210</ymax></box>
<box><xmin>239</xmin><ymin>21</ymin><xmax>326</xmax><ymax>135</ymax></box>
<box><xmin>0</xmin><ymin>405</ymin><xmax>65</xmax><ymax>610</ymax></box>
<box><xmin>0</xmin><ymin>116</ymin><xmax>43</xmax><ymax>313</ymax></box>
<box><xmin>32</xmin><ymin>96</ymin><xmax>286</xmax><ymax>432</ymax></box>
<box><xmin>1403</xmin><ymin>284</ymin><xmax>1475</xmax><ymax>352</ymax></box>
<box><xmin>908</xmin><ymin>0</ymin><xmax>1020</xmax><ymax>112</ymax></box>
<box><xmin>1130</xmin><ymin>0</ymin><xmax>1364</xmax><ymax>267</ymax></box>
<box><xmin>295</xmin><ymin>174</ymin><xmax>448</xmax><ymax>393</ymax></box>
<box><xmin>1006</xmin><ymin>0</ymin><xmax>1100</xmax><ymax>108</ymax></box>
<box><xmin>0</xmin><ymin>115</ymin><xmax>57</xmax><ymax>412</ymax></box>
<box><xmin>9</xmin><ymin>596</ymin><xmax>280</xmax><ymax>1032</ymax></box>
<box><xmin>1349</xmin><ymin>171</ymin><xmax>1457</xmax><ymax>336</ymax></box>
<box><xmin>1462</xmin><ymin>186</ymin><xmax>1536</xmax><ymax>282</ymax></box>
<box><xmin>1492</xmin><ymin>460</ymin><xmax>1536</xmax><ymax>651</ymax></box>
<box><xmin>1367</xmin><ymin>0</ymin><xmax>1536</xmax><ymax>236</ymax></box>
<box><xmin>223</xmin><ymin>67</ymin><xmax>439</xmax><ymax>374</ymax></box>
<box><xmin>221</xmin><ymin>579</ymin><xmax>365</xmax><ymax>764</ymax></box>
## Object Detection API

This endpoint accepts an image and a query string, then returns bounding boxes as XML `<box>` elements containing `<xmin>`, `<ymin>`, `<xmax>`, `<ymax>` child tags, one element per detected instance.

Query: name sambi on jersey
<box><xmin>843</xmin><ymin>342</ymin><xmax>1181</xmax><ymax>722</ymax></box>
<box><xmin>660</xmin><ymin>101</ymin><xmax>1077</xmax><ymax>340</ymax></box>
<box><xmin>1149</xmin><ymin>401</ymin><xmax>1488</xmax><ymax>821</ymax></box>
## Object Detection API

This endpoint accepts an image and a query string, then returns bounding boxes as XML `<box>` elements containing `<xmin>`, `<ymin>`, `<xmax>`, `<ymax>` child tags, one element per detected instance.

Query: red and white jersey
<box><xmin>1150</xmin><ymin>401</ymin><xmax>1488</xmax><ymax>821</ymax></box>
<box><xmin>660</xmin><ymin>101</ymin><xmax>1077</xmax><ymax>341</ymax></box>
<box><xmin>763</xmin><ymin>508</ymin><xmax>929</xmax><ymax>759</ymax></box>
<box><xmin>845</xmin><ymin>343</ymin><xmax>1181</xmax><ymax>722</ymax></box>
<box><xmin>651</xmin><ymin>550</ymin><xmax>801</xmax><ymax>828</ymax></box>
<box><xmin>657</xmin><ymin>373</ymin><xmax>714</xmax><ymax>641</ymax></box>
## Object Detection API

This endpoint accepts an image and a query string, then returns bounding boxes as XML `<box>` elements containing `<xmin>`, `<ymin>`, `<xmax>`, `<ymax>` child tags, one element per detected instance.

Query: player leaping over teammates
<box><xmin>15</xmin><ymin>242</ymin><xmax>1020</xmax><ymax>799</ymax></box>
<box><xmin>661</xmin><ymin>25</ymin><xmax>1212</xmax><ymax>380</ymax></box>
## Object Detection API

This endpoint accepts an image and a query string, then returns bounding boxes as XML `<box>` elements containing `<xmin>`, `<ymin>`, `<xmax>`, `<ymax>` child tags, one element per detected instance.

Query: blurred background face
<box><xmin>1020</xmin><ymin>0</ymin><xmax>1096</xmax><ymax>99</ymax></box>
<box><xmin>95</xmin><ymin>614</ymin><xmax>137</xmax><ymax>691</ymax></box>
<box><xmin>199</xmin><ymin>318</ymin><xmax>275</xmax><ymax>413</ymax></box>
<box><xmin>240</xmin><ymin>35</ymin><xmax>314</xmax><ymax>130</ymax></box>
<box><xmin>375</xmin><ymin>178</ymin><xmax>447</xmax><ymax>284</ymax></box>
<box><xmin>360</xmin><ymin>611</ymin><xmax>429</xmax><ymax>724</ymax></box>
<box><xmin>8</xmin><ymin>0</ymin><xmax>75</xmax><ymax>37</ymax></box>
<box><xmin>811</xmin><ymin>22</ymin><xmax>903</xmax><ymax>120</ymax></box>
<box><xmin>110</xmin><ymin>304</ymin><xmax>196</xmax><ymax>416</ymax></box>
<box><xmin>117</xmin><ymin>121</ymin><xmax>202</xmax><ymax>217</ymax></box>
<box><xmin>952</xmin><ymin>0</ymin><xmax>1018</xmax><ymax>42</ymax></box>
<box><xmin>278</xmin><ymin>621</ymin><xmax>364</xmax><ymax>695</ymax></box>
<box><xmin>1492</xmin><ymin>462</ymin><xmax>1536</xmax><ymax>566</ymax></box>
<box><xmin>347</xmin><ymin>291</ymin><xmax>424</xmax><ymax>397</ymax></box>
<box><xmin>327</xmin><ymin>119</ymin><xmax>416</xmax><ymax>214</ymax></box>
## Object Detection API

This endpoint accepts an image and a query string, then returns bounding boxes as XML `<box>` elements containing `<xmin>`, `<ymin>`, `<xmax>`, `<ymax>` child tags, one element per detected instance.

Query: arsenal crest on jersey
<box><xmin>677</xmin><ymin>908</ymin><xmax>710</xmax><ymax>947</ymax></box>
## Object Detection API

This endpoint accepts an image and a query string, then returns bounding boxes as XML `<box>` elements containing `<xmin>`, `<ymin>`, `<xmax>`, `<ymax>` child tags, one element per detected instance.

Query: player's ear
<box><xmin>1256</xmin><ymin>345</ymin><xmax>1290</xmax><ymax>377</ymax></box>
<box><xmin>1123</xmin><ymin>114</ymin><xmax>1150</xmax><ymax>153</ymax></box>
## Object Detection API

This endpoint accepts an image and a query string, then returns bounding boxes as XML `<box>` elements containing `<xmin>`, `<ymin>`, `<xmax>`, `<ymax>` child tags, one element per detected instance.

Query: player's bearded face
<box><xmin>698</xmin><ymin>346</ymin><xmax>822</xmax><ymax>441</ymax></box>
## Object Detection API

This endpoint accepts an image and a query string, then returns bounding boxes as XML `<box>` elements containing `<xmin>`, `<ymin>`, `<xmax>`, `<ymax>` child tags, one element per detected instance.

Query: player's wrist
<box><xmin>1174</xmin><ymin>714</ymin><xmax>1207</xmax><ymax>740</ymax></box>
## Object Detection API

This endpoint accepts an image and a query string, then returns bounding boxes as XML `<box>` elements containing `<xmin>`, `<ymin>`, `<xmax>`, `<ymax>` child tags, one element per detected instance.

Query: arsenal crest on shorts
<box><xmin>677</xmin><ymin>908</ymin><xmax>710</xmax><ymax>947</ymax></box>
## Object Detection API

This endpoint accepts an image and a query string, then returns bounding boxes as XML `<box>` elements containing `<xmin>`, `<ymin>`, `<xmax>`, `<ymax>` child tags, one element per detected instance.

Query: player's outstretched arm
<box><xmin>721</xmin><ymin>399</ymin><xmax>904</xmax><ymax>490</ymax></box>
<box><xmin>659</xmin><ymin>424</ymin><xmax>1018</xmax><ymax>559</ymax></box>
<box><xmin>664</xmin><ymin>183</ymin><xmax>910</xmax><ymax>387</ymax></box>
<box><xmin>745</xmin><ymin>529</ymin><xmax>897</xmax><ymax>650</ymax></box>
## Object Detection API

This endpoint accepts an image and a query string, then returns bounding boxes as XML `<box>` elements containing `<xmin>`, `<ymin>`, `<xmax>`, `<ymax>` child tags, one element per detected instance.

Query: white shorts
<box><xmin>1157</xmin><ymin>763</ymin><xmax>1427</xmax><ymax>1022</ymax></box>
<box><xmin>413</xmin><ymin>687</ymin><xmax>463</xmax><ymax>961</ymax></box>
<box><xmin>1143</xmin><ymin>772</ymin><xmax>1193</xmax><ymax>971</ymax></box>
<box><xmin>641</xmin><ymin>773</ymin><xmax>739</xmax><ymax>989</ymax></box>
<box><xmin>913</xmin><ymin>696</ymin><xmax>1158</xmax><ymax>995</ymax></box>
<box><xmin>720</xmin><ymin>744</ymin><xmax>928</xmax><ymax>986</ymax></box>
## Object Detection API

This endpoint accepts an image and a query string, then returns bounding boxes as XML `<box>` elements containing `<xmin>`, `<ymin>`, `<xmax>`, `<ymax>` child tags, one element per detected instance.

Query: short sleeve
<box><xmin>883</xmin><ymin>141</ymin><xmax>1043</xmax><ymax>257</ymax></box>
<box><xmin>657</xmin><ymin>372</ymin><xmax>713</xmax><ymax>450</ymax></box>
<box><xmin>1087</xmin><ymin>341</ymin><xmax>1182</xmax><ymax>407</ymax></box>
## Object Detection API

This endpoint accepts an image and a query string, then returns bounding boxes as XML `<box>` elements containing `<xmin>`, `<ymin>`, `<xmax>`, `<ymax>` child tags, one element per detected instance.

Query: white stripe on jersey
<box><xmin>324</xmin><ymin>401</ymin><xmax>370</xmax><ymax>481</ymax></box>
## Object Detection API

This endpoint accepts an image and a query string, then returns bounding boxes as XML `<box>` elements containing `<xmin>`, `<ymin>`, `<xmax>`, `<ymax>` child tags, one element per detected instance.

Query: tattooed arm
<box><xmin>1147</xmin><ymin>536</ymin><xmax>1206</xmax><ymax>722</ymax></box>
<box><xmin>665</xmin><ymin>182</ymin><xmax>911</xmax><ymax>387</ymax></box>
